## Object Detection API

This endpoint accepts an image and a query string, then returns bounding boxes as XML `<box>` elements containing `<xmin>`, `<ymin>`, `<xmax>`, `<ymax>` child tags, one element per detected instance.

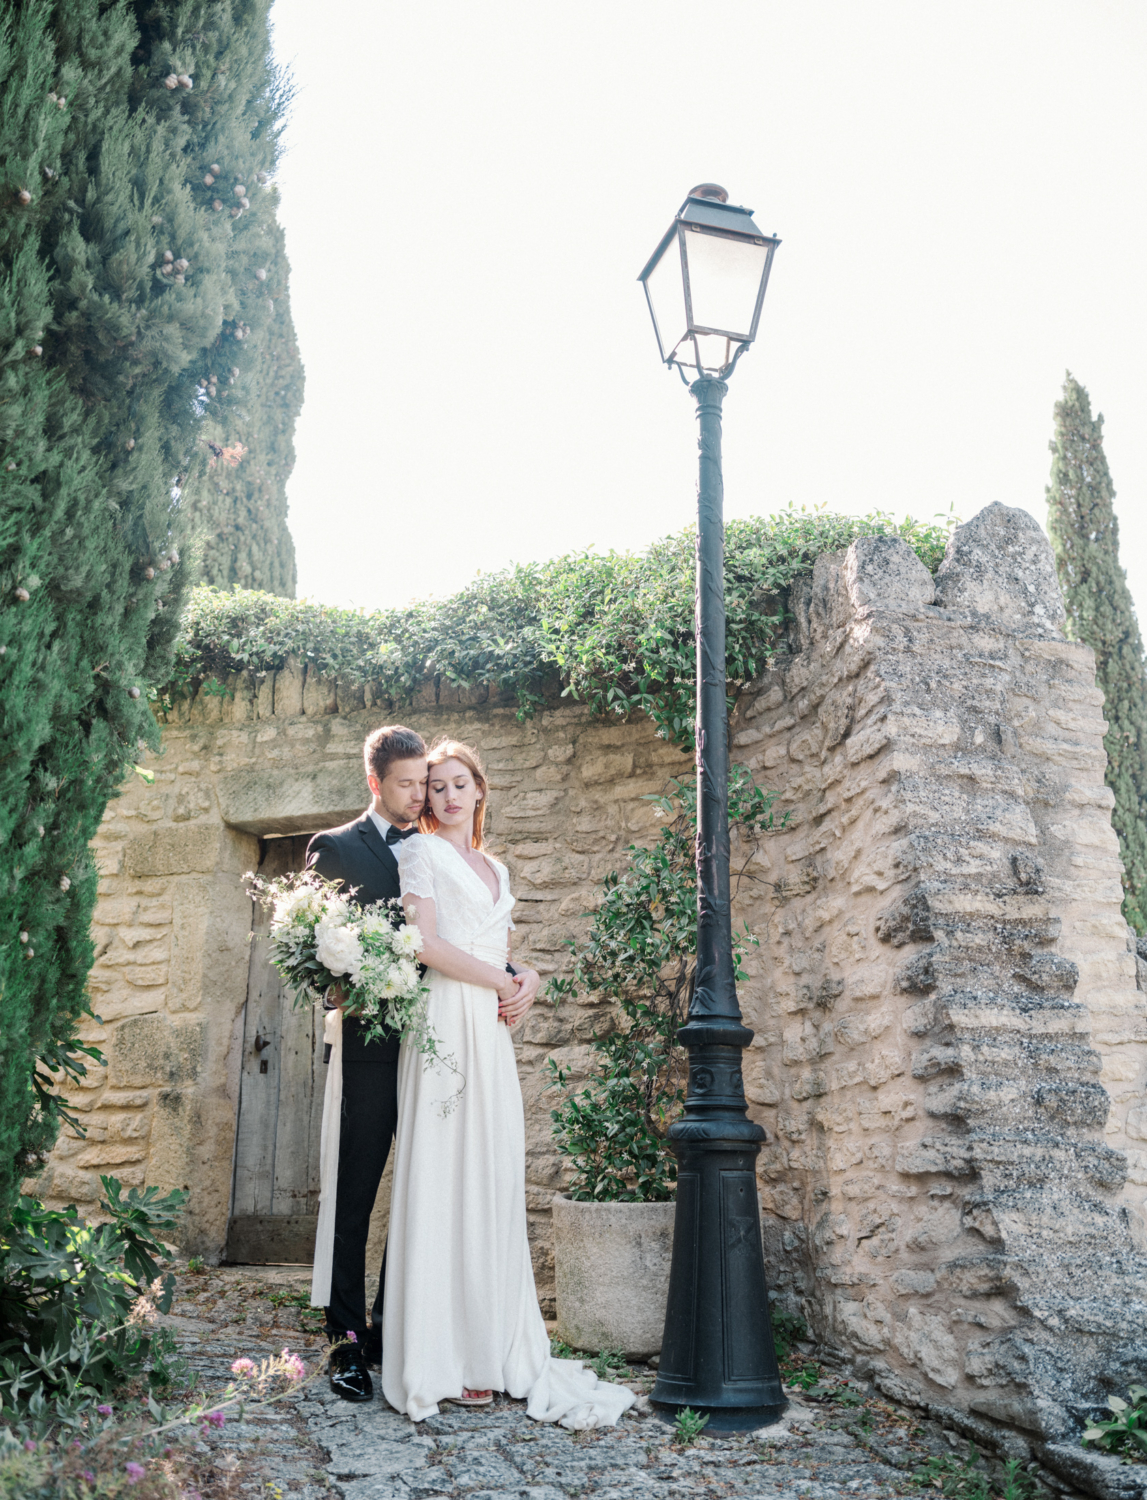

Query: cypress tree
<box><xmin>189</xmin><ymin>212</ymin><xmax>302</xmax><ymax>596</ymax></box>
<box><xmin>0</xmin><ymin>0</ymin><xmax>295</xmax><ymax>1219</ymax></box>
<box><xmin>1046</xmin><ymin>373</ymin><xmax>1147</xmax><ymax>933</ymax></box>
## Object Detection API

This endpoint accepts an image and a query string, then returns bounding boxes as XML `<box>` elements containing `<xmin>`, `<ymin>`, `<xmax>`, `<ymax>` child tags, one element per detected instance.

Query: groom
<box><xmin>306</xmin><ymin>724</ymin><xmax>540</xmax><ymax>1402</ymax></box>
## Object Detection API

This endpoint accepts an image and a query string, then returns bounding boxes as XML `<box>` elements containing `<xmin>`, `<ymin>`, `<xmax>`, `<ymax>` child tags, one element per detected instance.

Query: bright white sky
<box><xmin>268</xmin><ymin>0</ymin><xmax>1147</xmax><ymax>627</ymax></box>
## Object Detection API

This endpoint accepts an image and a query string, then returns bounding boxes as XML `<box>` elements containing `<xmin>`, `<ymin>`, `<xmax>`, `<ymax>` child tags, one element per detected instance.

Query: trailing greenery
<box><xmin>1046</xmin><ymin>375</ymin><xmax>1147</xmax><ymax>933</ymax></box>
<box><xmin>0</xmin><ymin>1176</ymin><xmax>184</xmax><ymax>1426</ymax></box>
<box><xmin>546</xmin><ymin>771</ymin><xmax>780</xmax><ymax>1201</ymax></box>
<box><xmin>171</xmin><ymin>505</ymin><xmax>957</xmax><ymax>739</ymax></box>
<box><xmin>0</xmin><ymin>0</ymin><xmax>296</xmax><ymax>1222</ymax></box>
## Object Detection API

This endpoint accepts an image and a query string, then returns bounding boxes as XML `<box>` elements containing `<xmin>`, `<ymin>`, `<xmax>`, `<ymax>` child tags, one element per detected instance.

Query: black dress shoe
<box><xmin>329</xmin><ymin>1343</ymin><xmax>373</xmax><ymax>1403</ymax></box>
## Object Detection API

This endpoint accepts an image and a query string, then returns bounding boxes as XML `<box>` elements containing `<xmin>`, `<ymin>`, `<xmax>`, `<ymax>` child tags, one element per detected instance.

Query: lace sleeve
<box><xmin>397</xmin><ymin>835</ymin><xmax>437</xmax><ymax>901</ymax></box>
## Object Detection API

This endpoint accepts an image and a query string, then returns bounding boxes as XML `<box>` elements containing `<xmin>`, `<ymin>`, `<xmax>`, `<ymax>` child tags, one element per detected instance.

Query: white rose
<box><xmin>315</xmin><ymin>918</ymin><xmax>364</xmax><ymax>982</ymax></box>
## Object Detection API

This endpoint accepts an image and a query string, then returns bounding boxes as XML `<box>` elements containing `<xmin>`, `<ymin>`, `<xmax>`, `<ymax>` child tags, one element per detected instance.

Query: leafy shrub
<box><xmin>1083</xmin><ymin>1385</ymin><xmax>1147</xmax><ymax>1459</ymax></box>
<box><xmin>0</xmin><ymin>1177</ymin><xmax>185</xmax><ymax>1426</ymax></box>
<box><xmin>169</xmin><ymin>506</ymin><xmax>957</xmax><ymax>741</ymax></box>
<box><xmin>547</xmin><ymin>770</ymin><xmax>780</xmax><ymax>1201</ymax></box>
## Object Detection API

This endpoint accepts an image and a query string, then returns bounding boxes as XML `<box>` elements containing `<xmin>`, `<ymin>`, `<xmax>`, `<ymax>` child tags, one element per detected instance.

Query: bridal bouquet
<box><xmin>244</xmin><ymin>869</ymin><xmax>448</xmax><ymax>1068</ymax></box>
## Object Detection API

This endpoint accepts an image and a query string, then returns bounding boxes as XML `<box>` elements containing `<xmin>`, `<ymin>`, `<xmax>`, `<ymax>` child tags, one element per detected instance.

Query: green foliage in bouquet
<box><xmin>0</xmin><ymin>1175</ymin><xmax>185</xmax><ymax>1426</ymax></box>
<box><xmin>546</xmin><ymin>771</ymin><xmax>781</xmax><ymax>1201</ymax></box>
<box><xmin>169</xmin><ymin>505</ymin><xmax>959</xmax><ymax>741</ymax></box>
<box><xmin>0</xmin><ymin>0</ymin><xmax>297</xmax><ymax>1221</ymax></box>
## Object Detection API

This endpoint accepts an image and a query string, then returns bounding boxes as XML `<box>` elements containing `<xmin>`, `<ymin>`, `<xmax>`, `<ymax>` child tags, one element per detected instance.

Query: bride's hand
<box><xmin>495</xmin><ymin>972</ymin><xmax>518</xmax><ymax>1005</ymax></box>
<box><xmin>498</xmin><ymin>969</ymin><xmax>541</xmax><ymax>1027</ymax></box>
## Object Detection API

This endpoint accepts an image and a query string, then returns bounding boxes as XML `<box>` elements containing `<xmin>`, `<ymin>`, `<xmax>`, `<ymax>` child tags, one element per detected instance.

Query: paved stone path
<box><xmin>158</xmin><ymin>1267</ymin><xmax>1003</xmax><ymax>1500</ymax></box>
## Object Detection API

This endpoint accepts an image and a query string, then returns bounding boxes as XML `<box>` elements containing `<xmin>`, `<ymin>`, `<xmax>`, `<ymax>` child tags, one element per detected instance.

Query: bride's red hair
<box><xmin>418</xmin><ymin>738</ymin><xmax>489</xmax><ymax>849</ymax></box>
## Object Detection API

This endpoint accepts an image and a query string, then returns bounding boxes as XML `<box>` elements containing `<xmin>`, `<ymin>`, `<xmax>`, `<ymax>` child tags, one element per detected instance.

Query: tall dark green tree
<box><xmin>0</xmin><ymin>0</ymin><xmax>295</xmax><ymax>1220</ymax></box>
<box><xmin>1047</xmin><ymin>373</ymin><xmax>1147</xmax><ymax>933</ymax></box>
<box><xmin>191</xmin><ymin>211</ymin><xmax>302</xmax><ymax>597</ymax></box>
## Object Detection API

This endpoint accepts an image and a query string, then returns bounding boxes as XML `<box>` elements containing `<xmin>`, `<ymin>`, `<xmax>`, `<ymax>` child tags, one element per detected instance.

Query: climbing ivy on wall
<box><xmin>173</xmin><ymin>506</ymin><xmax>957</xmax><ymax>745</ymax></box>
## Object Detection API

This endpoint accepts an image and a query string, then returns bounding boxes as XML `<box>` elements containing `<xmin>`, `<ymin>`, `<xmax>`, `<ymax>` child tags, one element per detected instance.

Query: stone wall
<box><xmin>36</xmin><ymin>501</ymin><xmax>1147</xmax><ymax>1469</ymax></box>
<box><xmin>728</xmin><ymin>504</ymin><xmax>1147</xmax><ymax>1479</ymax></box>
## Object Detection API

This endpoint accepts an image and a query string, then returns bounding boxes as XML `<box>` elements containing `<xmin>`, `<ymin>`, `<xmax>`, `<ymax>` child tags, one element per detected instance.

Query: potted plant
<box><xmin>547</xmin><ymin>772</ymin><xmax>777</xmax><ymax>1359</ymax></box>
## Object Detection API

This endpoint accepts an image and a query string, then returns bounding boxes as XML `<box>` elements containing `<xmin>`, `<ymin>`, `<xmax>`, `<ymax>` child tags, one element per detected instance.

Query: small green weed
<box><xmin>186</xmin><ymin>1255</ymin><xmax>206</xmax><ymax>1275</ymax></box>
<box><xmin>550</xmin><ymin>1335</ymin><xmax>579</xmax><ymax>1360</ymax></box>
<box><xmin>589</xmin><ymin>1346</ymin><xmax>629</xmax><ymax>1380</ymax></box>
<box><xmin>266</xmin><ymin>1286</ymin><xmax>325</xmax><ymax>1331</ymax></box>
<box><xmin>673</xmin><ymin>1406</ymin><xmax>709</xmax><ymax>1445</ymax></box>
<box><xmin>787</xmin><ymin>1363</ymin><xmax>821</xmax><ymax>1391</ymax></box>
<box><xmin>911</xmin><ymin>1447</ymin><xmax>992</xmax><ymax>1500</ymax></box>
<box><xmin>1083</xmin><ymin>1386</ymin><xmax>1147</xmax><ymax>1459</ymax></box>
<box><xmin>1000</xmin><ymin>1458</ymin><xmax>1040</xmax><ymax>1500</ymax></box>
<box><xmin>771</xmin><ymin>1308</ymin><xmax>809</xmax><ymax>1363</ymax></box>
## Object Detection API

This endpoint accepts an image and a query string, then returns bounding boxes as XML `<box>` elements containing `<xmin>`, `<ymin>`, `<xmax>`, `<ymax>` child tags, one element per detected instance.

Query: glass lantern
<box><xmin>639</xmin><ymin>184</ymin><xmax>779</xmax><ymax>378</ymax></box>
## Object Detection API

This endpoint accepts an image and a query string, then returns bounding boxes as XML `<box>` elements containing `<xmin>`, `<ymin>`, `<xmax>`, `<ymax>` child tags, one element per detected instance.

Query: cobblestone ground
<box><xmin>160</xmin><ymin>1267</ymin><xmax>1000</xmax><ymax>1500</ymax></box>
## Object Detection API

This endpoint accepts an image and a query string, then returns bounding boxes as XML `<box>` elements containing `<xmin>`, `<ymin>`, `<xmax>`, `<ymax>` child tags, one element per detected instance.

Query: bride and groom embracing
<box><xmin>305</xmin><ymin>724</ymin><xmax>635</xmax><ymax>1428</ymax></box>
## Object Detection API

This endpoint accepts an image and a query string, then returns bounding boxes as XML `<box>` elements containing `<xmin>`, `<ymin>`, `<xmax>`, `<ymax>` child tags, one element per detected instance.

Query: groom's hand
<box><xmin>498</xmin><ymin>969</ymin><xmax>541</xmax><ymax>1028</ymax></box>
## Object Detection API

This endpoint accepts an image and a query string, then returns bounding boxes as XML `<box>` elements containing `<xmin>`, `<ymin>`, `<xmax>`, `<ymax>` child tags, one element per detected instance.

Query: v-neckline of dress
<box><xmin>436</xmin><ymin>835</ymin><xmax>499</xmax><ymax>907</ymax></box>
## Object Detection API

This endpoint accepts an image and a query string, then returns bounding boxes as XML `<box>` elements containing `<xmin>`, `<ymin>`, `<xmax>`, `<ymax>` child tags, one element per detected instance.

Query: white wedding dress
<box><xmin>382</xmin><ymin>832</ymin><xmax>634</xmax><ymax>1429</ymax></box>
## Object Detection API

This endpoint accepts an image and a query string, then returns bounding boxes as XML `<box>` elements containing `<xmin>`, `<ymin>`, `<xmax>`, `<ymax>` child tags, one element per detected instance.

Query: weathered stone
<box><xmin>933</xmin><ymin>503</ymin><xmax>1066</xmax><ymax>638</ymax></box>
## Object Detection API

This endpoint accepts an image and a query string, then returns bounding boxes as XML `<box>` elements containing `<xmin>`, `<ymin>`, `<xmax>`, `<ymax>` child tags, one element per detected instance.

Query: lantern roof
<box><xmin>638</xmin><ymin>186</ymin><xmax>772</xmax><ymax>284</ymax></box>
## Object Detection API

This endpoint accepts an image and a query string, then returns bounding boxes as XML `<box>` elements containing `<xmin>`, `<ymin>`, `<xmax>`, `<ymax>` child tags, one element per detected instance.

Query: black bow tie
<box><xmin>385</xmin><ymin>824</ymin><xmax>416</xmax><ymax>845</ymax></box>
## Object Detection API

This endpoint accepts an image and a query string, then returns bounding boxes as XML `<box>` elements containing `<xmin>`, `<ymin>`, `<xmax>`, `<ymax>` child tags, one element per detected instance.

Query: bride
<box><xmin>382</xmin><ymin>737</ymin><xmax>634</xmax><ymax>1428</ymax></box>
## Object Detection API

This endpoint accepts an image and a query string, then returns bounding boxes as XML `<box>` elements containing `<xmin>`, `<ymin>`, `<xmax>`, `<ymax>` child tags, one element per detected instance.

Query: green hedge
<box><xmin>171</xmin><ymin>506</ymin><xmax>956</xmax><ymax>743</ymax></box>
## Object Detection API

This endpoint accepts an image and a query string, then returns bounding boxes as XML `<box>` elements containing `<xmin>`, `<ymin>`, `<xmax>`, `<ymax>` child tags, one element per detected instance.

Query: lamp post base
<box><xmin>650</xmin><ymin>1402</ymin><xmax>788</xmax><ymax>1434</ymax></box>
<box><xmin>650</xmin><ymin>1124</ymin><xmax>787</xmax><ymax>1420</ymax></box>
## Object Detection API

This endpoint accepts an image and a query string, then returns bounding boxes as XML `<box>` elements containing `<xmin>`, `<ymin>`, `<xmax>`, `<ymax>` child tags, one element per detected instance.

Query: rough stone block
<box><xmin>110</xmin><ymin>1016</ymin><xmax>205</xmax><ymax>1089</ymax></box>
<box><xmin>845</xmin><ymin>536</ymin><xmax>936</xmax><ymax>613</ymax></box>
<box><xmin>215</xmin><ymin>763</ymin><xmax>366</xmax><ymax>836</ymax></box>
<box><xmin>125</xmin><ymin>825</ymin><xmax>222</xmax><ymax>877</ymax></box>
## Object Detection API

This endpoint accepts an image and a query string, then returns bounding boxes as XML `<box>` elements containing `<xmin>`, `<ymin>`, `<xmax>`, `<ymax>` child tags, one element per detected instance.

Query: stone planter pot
<box><xmin>552</xmin><ymin>1193</ymin><xmax>675</xmax><ymax>1359</ymax></box>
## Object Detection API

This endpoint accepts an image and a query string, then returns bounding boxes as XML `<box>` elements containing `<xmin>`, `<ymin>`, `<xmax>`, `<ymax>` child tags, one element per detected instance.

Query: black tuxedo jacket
<box><xmin>305</xmin><ymin>812</ymin><xmax>403</xmax><ymax>1062</ymax></box>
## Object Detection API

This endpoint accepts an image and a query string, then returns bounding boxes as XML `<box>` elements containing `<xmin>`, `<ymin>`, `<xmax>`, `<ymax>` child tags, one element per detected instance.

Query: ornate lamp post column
<box><xmin>638</xmin><ymin>185</ymin><xmax>786</xmax><ymax>1431</ymax></box>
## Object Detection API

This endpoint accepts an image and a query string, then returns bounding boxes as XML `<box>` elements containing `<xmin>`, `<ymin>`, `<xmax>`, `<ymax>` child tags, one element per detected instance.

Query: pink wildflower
<box><xmin>97</xmin><ymin>1404</ymin><xmax>113</xmax><ymax>1416</ymax></box>
<box><xmin>346</xmin><ymin>1330</ymin><xmax>357</xmax><ymax>1343</ymax></box>
<box><xmin>125</xmin><ymin>1462</ymin><xmax>146</xmax><ymax>1483</ymax></box>
<box><xmin>206</xmin><ymin>1410</ymin><xmax>226</xmax><ymax>1428</ymax></box>
<box><xmin>23</xmin><ymin>1439</ymin><xmax>35</xmax><ymax>1451</ymax></box>
<box><xmin>280</xmin><ymin>1347</ymin><xmax>306</xmax><ymax>1381</ymax></box>
<box><xmin>83</xmin><ymin>1472</ymin><xmax>95</xmax><ymax>1483</ymax></box>
<box><xmin>230</xmin><ymin>1357</ymin><xmax>256</xmax><ymax>1376</ymax></box>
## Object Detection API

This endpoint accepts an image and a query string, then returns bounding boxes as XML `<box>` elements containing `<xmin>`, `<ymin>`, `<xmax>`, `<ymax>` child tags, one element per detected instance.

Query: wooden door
<box><xmin>225</xmin><ymin>835</ymin><xmax>327</xmax><ymax>1263</ymax></box>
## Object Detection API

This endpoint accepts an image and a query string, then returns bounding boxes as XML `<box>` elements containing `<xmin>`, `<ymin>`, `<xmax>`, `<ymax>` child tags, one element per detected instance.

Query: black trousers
<box><xmin>324</xmin><ymin>1058</ymin><xmax>398</xmax><ymax>1342</ymax></box>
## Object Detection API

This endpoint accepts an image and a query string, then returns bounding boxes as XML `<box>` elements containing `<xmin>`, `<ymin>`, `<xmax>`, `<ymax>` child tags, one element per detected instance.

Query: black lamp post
<box><xmin>639</xmin><ymin>184</ymin><xmax>786</xmax><ymax>1432</ymax></box>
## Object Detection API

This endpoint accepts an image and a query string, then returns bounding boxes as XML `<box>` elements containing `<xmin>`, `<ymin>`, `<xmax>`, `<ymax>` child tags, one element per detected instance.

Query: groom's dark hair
<box><xmin>364</xmin><ymin>724</ymin><xmax>427</xmax><ymax>783</ymax></box>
